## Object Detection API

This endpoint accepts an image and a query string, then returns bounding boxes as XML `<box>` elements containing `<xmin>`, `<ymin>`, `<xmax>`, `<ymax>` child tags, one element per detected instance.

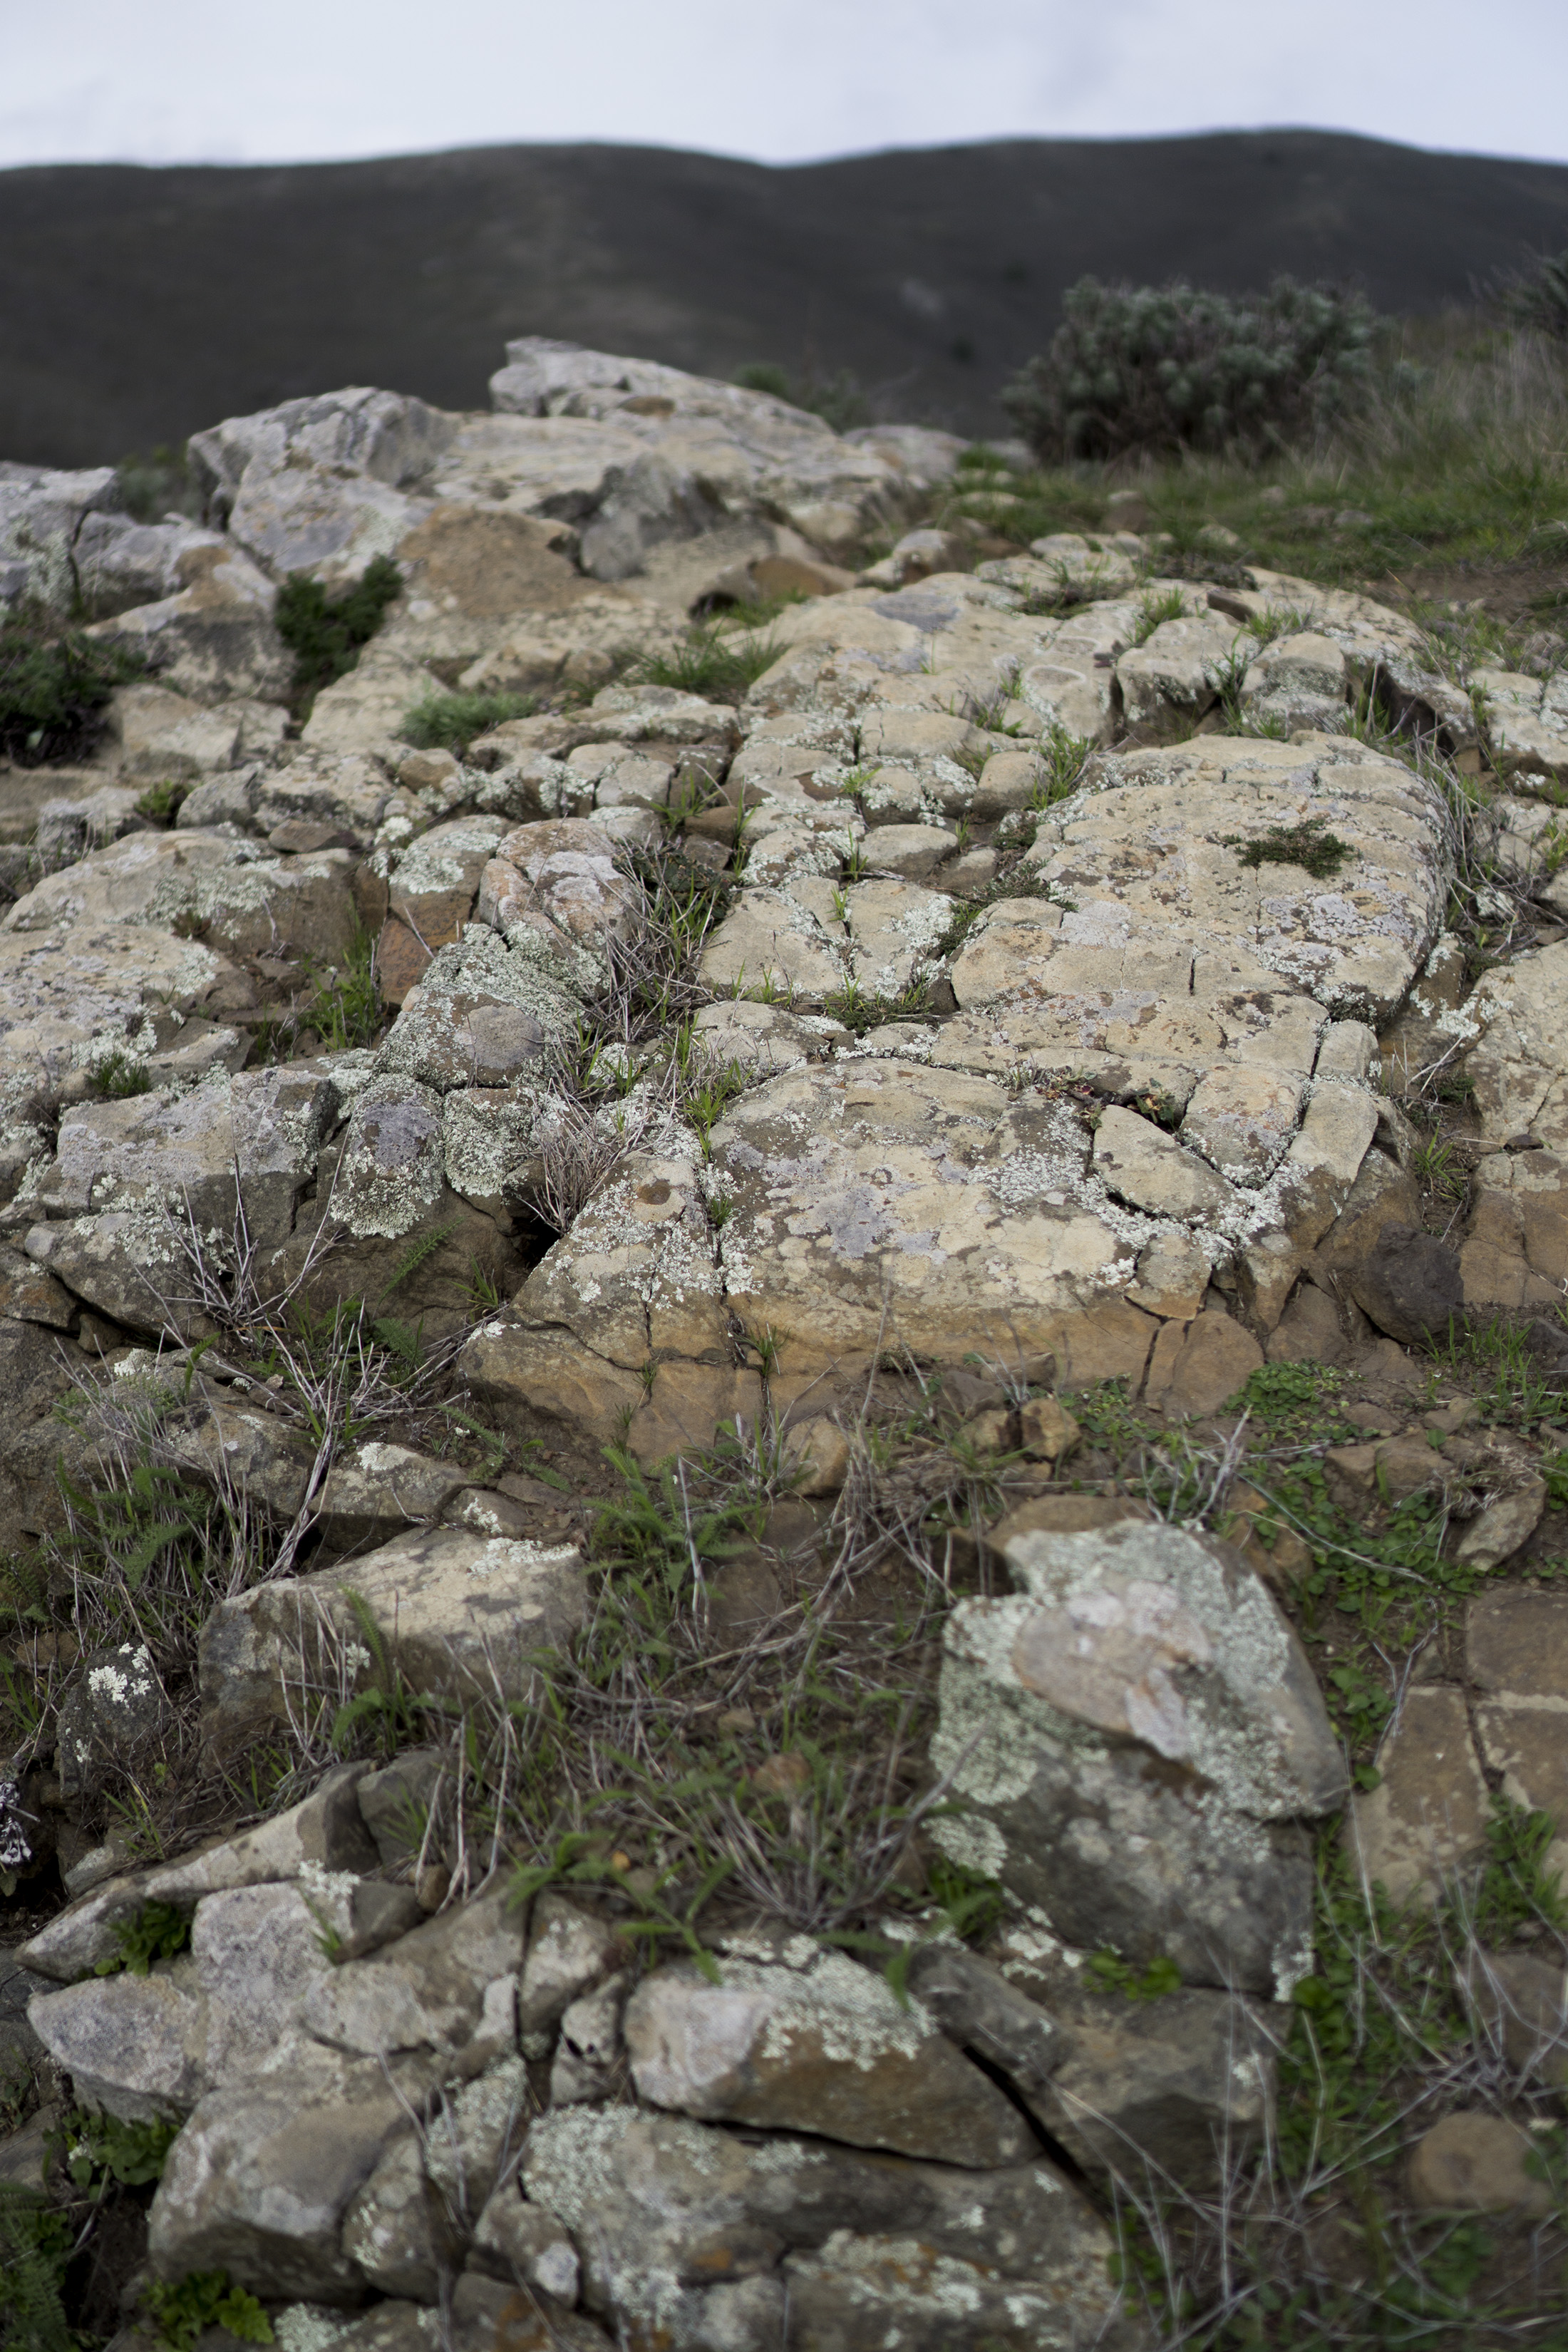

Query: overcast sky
<box><xmin>4</xmin><ymin>0</ymin><xmax>1566</xmax><ymax>172</ymax></box>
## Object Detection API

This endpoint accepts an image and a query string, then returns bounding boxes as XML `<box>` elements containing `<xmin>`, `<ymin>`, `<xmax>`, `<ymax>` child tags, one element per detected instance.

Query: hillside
<box><xmin>4</xmin><ymin>126</ymin><xmax>1568</xmax><ymax>465</ymax></box>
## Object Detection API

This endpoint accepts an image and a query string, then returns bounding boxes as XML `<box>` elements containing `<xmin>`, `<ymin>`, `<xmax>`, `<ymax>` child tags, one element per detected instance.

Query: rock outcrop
<box><xmin>5</xmin><ymin>336</ymin><xmax>1568</xmax><ymax>2352</ymax></box>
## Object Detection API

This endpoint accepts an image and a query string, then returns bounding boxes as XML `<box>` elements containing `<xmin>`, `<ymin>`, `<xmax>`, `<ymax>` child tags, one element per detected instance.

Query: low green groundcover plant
<box><xmin>0</xmin><ymin>606</ymin><xmax>147</xmax><ymax>764</ymax></box>
<box><xmin>274</xmin><ymin>554</ymin><xmax>401</xmax><ymax>714</ymax></box>
<box><xmin>1004</xmin><ymin>274</ymin><xmax>1376</xmax><ymax>462</ymax></box>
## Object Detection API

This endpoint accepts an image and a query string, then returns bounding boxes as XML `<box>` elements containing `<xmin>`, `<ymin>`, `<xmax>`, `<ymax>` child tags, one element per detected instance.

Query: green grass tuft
<box><xmin>401</xmin><ymin>688</ymin><xmax>538</xmax><ymax>753</ymax></box>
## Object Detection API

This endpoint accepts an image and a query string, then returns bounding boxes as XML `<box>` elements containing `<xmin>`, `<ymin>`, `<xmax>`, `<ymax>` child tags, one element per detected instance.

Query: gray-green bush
<box><xmin>1003</xmin><ymin>274</ymin><xmax>1377</xmax><ymax>462</ymax></box>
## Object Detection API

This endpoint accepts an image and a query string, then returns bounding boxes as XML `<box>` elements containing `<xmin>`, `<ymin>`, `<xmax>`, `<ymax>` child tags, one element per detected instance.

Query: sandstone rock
<box><xmin>1453</xmin><ymin>1476</ymin><xmax>1547</xmax><ymax>1570</ymax></box>
<box><xmin>1406</xmin><ymin>2111</ymin><xmax>1555</xmax><ymax>2218</ymax></box>
<box><xmin>0</xmin><ymin>462</ymin><xmax>123</xmax><ymax>610</ymax></box>
<box><xmin>984</xmin><ymin>1927</ymin><xmax>1279</xmax><ymax>2190</ymax></box>
<box><xmin>1346</xmin><ymin>1686</ymin><xmax>1490</xmax><ymax>1905</ymax></box>
<box><xmin>550</xmin><ymin>1972</ymin><xmax>629</xmax><ymax>2105</ymax></box>
<box><xmin>198</xmin><ymin>1528</ymin><xmax>586</xmax><ymax>1762</ymax></box>
<box><xmin>706</xmin><ymin>1060</ymin><xmax>1155</xmax><ymax>1394</ymax></box>
<box><xmin>1468</xmin><ymin>1587</ymin><xmax>1568</xmax><ymax>1882</ymax></box>
<box><xmin>698</xmin><ymin>884</ymin><xmax>847</xmax><ymax>1006</ymax></box>
<box><xmin>19</xmin><ymin>1764</ymin><xmax>378</xmax><ymax>1981</ymax></box>
<box><xmin>27</xmin><ymin>1063</ymin><xmax>336</xmax><ymax>1245</ymax></box>
<box><xmin>356</xmin><ymin>1748</ymin><xmax>445</xmax><ymax>1867</ymax></box>
<box><xmin>312</xmin><ymin>1443</ymin><xmax>469</xmax><ymax>1554</ymax></box>
<box><xmin>340</xmin><ymin>2127</ymin><xmax>450</xmax><ymax>2299</ymax></box>
<box><xmin>148</xmin><ymin>2044</ymin><xmax>433</xmax><ymax>2301</ymax></box>
<box><xmin>1093</xmin><ymin>1105</ymin><xmax>1241</xmax><ymax>1222</ymax></box>
<box><xmin>517</xmin><ymin>1894</ymin><xmax>626</xmax><ymax>2060</ymax></box>
<box><xmin>475</xmin><ymin>817</ymin><xmax>639</xmax><ymax>973</ymax></box>
<box><xmin>190</xmin><ymin>386</ymin><xmax>453</xmax><ymax>584</ymax></box>
<box><xmin>468</xmin><ymin>2182</ymin><xmax>582</xmax><ymax>2300</ymax></box>
<box><xmin>0</xmin><ymin>922</ymin><xmax>244</xmax><ymax>1123</ymax></box>
<box><xmin>53</xmin><ymin>1636</ymin><xmax>171</xmax><ymax>1799</ymax></box>
<box><xmin>299</xmin><ymin>1884</ymin><xmax>523</xmax><ymax>2065</ymax></box>
<box><xmin>1467</xmin><ymin>1949</ymin><xmax>1568</xmax><ymax>2084</ymax></box>
<box><xmin>330</xmin><ymin>1076</ymin><xmax>445</xmax><ymax>1239</ymax></box>
<box><xmin>622</xmin><ymin>1944</ymin><xmax>1033</xmax><ymax>2163</ymax></box>
<box><xmin>1323</xmin><ymin>1434</ymin><xmax>1445</xmax><ymax>1509</ymax></box>
<box><xmin>85</xmin><ymin>542</ymin><xmax>293</xmax><ymax>703</ymax></box>
<box><xmin>1143</xmin><ymin>1310</ymin><xmax>1264</xmax><ymax>1418</ymax></box>
<box><xmin>457</xmin><ymin>1150</ymin><xmax>752</xmax><ymax>1463</ymax></box>
<box><xmin>929</xmin><ymin>1520</ymin><xmax>1345</xmax><ymax>1993</ymax></box>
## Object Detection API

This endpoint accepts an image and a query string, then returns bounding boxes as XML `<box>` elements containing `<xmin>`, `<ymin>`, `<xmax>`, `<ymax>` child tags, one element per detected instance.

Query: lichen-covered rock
<box><xmin>0</xmin><ymin>921</ymin><xmax>247</xmax><ymax>1123</ymax></box>
<box><xmin>518</xmin><ymin>2104</ymin><xmax>1126</xmax><ymax>2351</ymax></box>
<box><xmin>621</xmin><ymin>1942</ymin><xmax>1033</xmax><ymax>2164</ymax></box>
<box><xmin>929</xmin><ymin>1519</ymin><xmax>1346</xmax><ymax>1993</ymax></box>
<box><xmin>706</xmin><ymin>1058</ymin><xmax>1156</xmax><ymax>1392</ymax></box>
<box><xmin>147</xmin><ymin>2044</ymin><xmax>435</xmax><ymax>2301</ymax></box>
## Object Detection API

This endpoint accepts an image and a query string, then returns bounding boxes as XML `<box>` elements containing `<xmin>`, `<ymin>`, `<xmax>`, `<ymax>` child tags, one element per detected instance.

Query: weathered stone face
<box><xmin>929</xmin><ymin>1520</ymin><xmax>1345</xmax><ymax>1994</ymax></box>
<box><xmin>707</xmin><ymin>1058</ymin><xmax>1155</xmax><ymax>1384</ymax></box>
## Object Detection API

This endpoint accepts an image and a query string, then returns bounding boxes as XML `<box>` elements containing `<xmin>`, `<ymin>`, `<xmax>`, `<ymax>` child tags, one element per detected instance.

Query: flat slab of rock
<box><xmin>19</xmin><ymin>1764</ymin><xmax>378</xmax><ymax>1981</ymax></box>
<box><xmin>0</xmin><ymin>922</ymin><xmax>242</xmax><ymax>1123</ymax></box>
<box><xmin>930</xmin><ymin>1518</ymin><xmax>1346</xmax><ymax>1993</ymax></box>
<box><xmin>622</xmin><ymin>1944</ymin><xmax>1032</xmax><ymax>2165</ymax></box>
<box><xmin>708</xmin><ymin>1058</ymin><xmax>1157</xmax><ymax>1388</ymax></box>
<box><xmin>1346</xmin><ymin>1684</ymin><xmax>1490</xmax><ymax>1905</ymax></box>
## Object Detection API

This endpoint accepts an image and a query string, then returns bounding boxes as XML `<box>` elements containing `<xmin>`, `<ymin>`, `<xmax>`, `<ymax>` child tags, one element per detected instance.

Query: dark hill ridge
<box><xmin>6</xmin><ymin>127</ymin><xmax>1568</xmax><ymax>466</ymax></box>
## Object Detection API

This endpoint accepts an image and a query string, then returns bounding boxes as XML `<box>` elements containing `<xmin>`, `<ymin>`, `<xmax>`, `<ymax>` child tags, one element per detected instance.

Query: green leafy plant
<box><xmin>94</xmin><ymin>1898</ymin><xmax>190</xmax><ymax>1977</ymax></box>
<box><xmin>141</xmin><ymin>2269</ymin><xmax>273</xmax><ymax>2350</ymax></box>
<box><xmin>274</xmin><ymin>554</ymin><xmax>401</xmax><ymax>716</ymax></box>
<box><xmin>1004</xmin><ymin>274</ymin><xmax>1377</xmax><ymax>462</ymax></box>
<box><xmin>1220</xmin><ymin>816</ymin><xmax>1354</xmax><ymax>880</ymax></box>
<box><xmin>1085</xmin><ymin>1949</ymin><xmax>1184</xmax><ymax>2000</ymax></box>
<box><xmin>400</xmin><ymin>688</ymin><xmax>538</xmax><ymax>753</ymax></box>
<box><xmin>58</xmin><ymin>2107</ymin><xmax>180</xmax><ymax>2194</ymax></box>
<box><xmin>0</xmin><ymin>604</ymin><xmax>148</xmax><ymax>765</ymax></box>
<box><xmin>299</xmin><ymin>921</ymin><xmax>381</xmax><ymax>1053</ymax></box>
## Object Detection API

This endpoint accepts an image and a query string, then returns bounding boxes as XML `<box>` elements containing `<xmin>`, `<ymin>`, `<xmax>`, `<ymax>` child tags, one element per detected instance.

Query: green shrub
<box><xmin>0</xmin><ymin>2185</ymin><xmax>73</xmax><ymax>2352</ymax></box>
<box><xmin>1003</xmin><ymin>276</ymin><xmax>1377</xmax><ymax>462</ymax></box>
<box><xmin>274</xmin><ymin>555</ymin><xmax>402</xmax><ymax>714</ymax></box>
<box><xmin>401</xmin><ymin>688</ymin><xmax>537</xmax><ymax>753</ymax></box>
<box><xmin>0</xmin><ymin>606</ymin><xmax>147</xmax><ymax>765</ymax></box>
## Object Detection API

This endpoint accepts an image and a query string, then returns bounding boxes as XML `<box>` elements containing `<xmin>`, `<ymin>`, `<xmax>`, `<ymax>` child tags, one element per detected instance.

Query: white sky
<box><xmin>2</xmin><ymin>0</ymin><xmax>1566</xmax><ymax>171</ymax></box>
